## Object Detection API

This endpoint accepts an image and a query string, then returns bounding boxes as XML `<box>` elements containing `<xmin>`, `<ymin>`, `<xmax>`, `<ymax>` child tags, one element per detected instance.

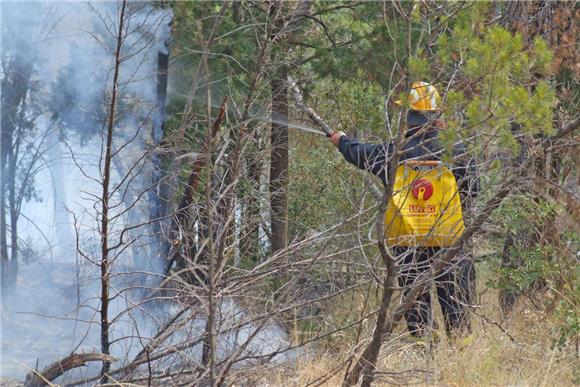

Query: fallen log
<box><xmin>24</xmin><ymin>352</ymin><xmax>116</xmax><ymax>387</ymax></box>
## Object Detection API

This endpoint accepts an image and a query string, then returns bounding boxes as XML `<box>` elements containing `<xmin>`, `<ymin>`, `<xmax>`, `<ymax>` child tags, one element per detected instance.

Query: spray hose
<box><xmin>287</xmin><ymin>76</ymin><xmax>333</xmax><ymax>137</ymax></box>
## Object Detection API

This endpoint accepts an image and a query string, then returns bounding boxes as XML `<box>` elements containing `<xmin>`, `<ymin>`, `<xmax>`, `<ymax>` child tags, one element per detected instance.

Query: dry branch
<box><xmin>24</xmin><ymin>353</ymin><xmax>116</xmax><ymax>387</ymax></box>
<box><xmin>164</xmin><ymin>96</ymin><xmax>229</xmax><ymax>274</ymax></box>
<box><xmin>122</xmin><ymin>306</ymin><xmax>190</xmax><ymax>377</ymax></box>
<box><xmin>549</xmin><ymin>115</ymin><xmax>580</xmax><ymax>141</ymax></box>
<box><xmin>98</xmin><ymin>1</ymin><xmax>127</xmax><ymax>381</ymax></box>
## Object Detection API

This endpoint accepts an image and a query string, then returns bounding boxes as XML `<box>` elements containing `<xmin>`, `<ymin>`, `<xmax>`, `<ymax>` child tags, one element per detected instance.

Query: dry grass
<box><xmin>262</xmin><ymin>278</ymin><xmax>579</xmax><ymax>386</ymax></box>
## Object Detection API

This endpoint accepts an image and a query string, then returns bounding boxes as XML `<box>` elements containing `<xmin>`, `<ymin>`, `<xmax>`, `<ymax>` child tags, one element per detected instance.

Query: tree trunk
<box><xmin>8</xmin><ymin>145</ymin><xmax>18</xmax><ymax>280</ymax></box>
<box><xmin>269</xmin><ymin>75</ymin><xmax>289</xmax><ymax>253</ymax></box>
<box><xmin>0</xmin><ymin>52</ymin><xmax>32</xmax><ymax>294</ymax></box>
<box><xmin>99</xmin><ymin>0</ymin><xmax>126</xmax><ymax>381</ymax></box>
<box><xmin>268</xmin><ymin>0</ymin><xmax>313</xmax><ymax>254</ymax></box>
<box><xmin>148</xmin><ymin>12</ymin><xmax>172</xmax><ymax>269</ymax></box>
<box><xmin>348</xmin><ymin>278</ymin><xmax>395</xmax><ymax>387</ymax></box>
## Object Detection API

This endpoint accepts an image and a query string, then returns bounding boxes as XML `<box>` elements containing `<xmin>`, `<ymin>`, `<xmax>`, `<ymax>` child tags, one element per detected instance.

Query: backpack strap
<box><xmin>405</xmin><ymin>160</ymin><xmax>441</xmax><ymax>167</ymax></box>
<box><xmin>404</xmin><ymin>160</ymin><xmax>444</xmax><ymax>180</ymax></box>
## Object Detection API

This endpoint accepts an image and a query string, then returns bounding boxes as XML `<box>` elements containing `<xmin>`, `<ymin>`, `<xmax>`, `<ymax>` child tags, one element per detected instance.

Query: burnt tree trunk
<box><xmin>163</xmin><ymin>98</ymin><xmax>228</xmax><ymax>277</ymax></box>
<box><xmin>269</xmin><ymin>74</ymin><xmax>289</xmax><ymax>253</ymax></box>
<box><xmin>148</xmin><ymin>12</ymin><xmax>172</xmax><ymax>268</ymax></box>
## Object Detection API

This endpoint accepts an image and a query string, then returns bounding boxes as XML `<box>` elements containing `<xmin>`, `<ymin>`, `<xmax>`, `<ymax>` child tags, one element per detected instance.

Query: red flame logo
<box><xmin>412</xmin><ymin>179</ymin><xmax>433</xmax><ymax>201</ymax></box>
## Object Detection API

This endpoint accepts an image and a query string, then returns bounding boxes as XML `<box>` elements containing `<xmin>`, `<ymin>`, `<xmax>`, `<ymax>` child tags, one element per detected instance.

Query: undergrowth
<box><xmin>261</xmin><ymin>262</ymin><xmax>579</xmax><ymax>386</ymax></box>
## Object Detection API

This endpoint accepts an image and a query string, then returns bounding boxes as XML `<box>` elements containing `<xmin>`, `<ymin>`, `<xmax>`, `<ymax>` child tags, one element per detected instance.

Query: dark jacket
<box><xmin>337</xmin><ymin>126</ymin><xmax>479</xmax><ymax>203</ymax></box>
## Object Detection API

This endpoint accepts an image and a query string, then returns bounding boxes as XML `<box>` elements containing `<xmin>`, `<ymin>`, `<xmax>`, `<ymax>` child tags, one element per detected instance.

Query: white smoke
<box><xmin>0</xmin><ymin>1</ymin><xmax>172</xmax><ymax>381</ymax></box>
<box><xmin>1</xmin><ymin>2</ymin><xmax>297</xmax><ymax>383</ymax></box>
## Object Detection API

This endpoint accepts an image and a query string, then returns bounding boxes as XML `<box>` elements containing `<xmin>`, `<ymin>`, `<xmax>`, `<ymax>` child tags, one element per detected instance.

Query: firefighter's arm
<box><xmin>330</xmin><ymin>131</ymin><xmax>389</xmax><ymax>182</ymax></box>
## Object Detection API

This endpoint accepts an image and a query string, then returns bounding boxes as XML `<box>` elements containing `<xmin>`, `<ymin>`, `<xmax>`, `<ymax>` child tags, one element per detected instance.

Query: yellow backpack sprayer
<box><xmin>385</xmin><ymin>160</ymin><xmax>464</xmax><ymax>247</ymax></box>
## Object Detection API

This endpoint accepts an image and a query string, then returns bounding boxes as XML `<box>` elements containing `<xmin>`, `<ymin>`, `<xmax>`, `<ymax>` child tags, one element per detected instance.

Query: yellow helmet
<box><xmin>396</xmin><ymin>81</ymin><xmax>441</xmax><ymax>112</ymax></box>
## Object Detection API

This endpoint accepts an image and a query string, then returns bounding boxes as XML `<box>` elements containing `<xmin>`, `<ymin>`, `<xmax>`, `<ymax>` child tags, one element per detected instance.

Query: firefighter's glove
<box><xmin>433</xmin><ymin>118</ymin><xmax>447</xmax><ymax>130</ymax></box>
<box><xmin>330</xmin><ymin>131</ymin><xmax>346</xmax><ymax>148</ymax></box>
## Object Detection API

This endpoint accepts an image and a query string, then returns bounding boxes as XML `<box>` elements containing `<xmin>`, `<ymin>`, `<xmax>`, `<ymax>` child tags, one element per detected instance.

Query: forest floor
<box><xmin>267</xmin><ymin>262</ymin><xmax>579</xmax><ymax>386</ymax></box>
<box><xmin>1</xmin><ymin>262</ymin><xmax>577</xmax><ymax>386</ymax></box>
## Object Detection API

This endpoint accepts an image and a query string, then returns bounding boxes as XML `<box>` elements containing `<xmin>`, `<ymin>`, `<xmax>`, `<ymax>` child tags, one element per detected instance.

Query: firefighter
<box><xmin>330</xmin><ymin>82</ymin><xmax>478</xmax><ymax>340</ymax></box>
